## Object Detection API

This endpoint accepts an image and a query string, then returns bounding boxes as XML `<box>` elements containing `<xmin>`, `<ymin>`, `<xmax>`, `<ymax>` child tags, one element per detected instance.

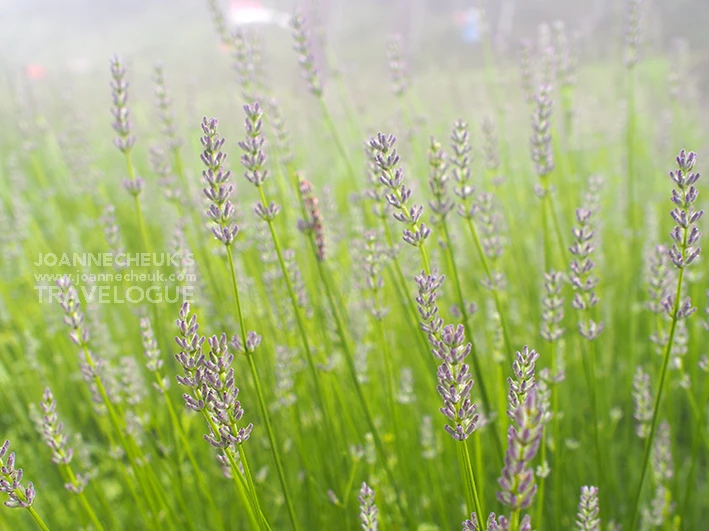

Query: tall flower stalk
<box><xmin>110</xmin><ymin>56</ymin><xmax>150</xmax><ymax>251</ymax></box>
<box><xmin>237</xmin><ymin>101</ymin><xmax>340</xmax><ymax>469</ymax></box>
<box><xmin>415</xmin><ymin>272</ymin><xmax>485</xmax><ymax>520</ymax></box>
<box><xmin>290</xmin><ymin>11</ymin><xmax>362</xmax><ymax>209</ymax></box>
<box><xmin>140</xmin><ymin>317</ymin><xmax>226</xmax><ymax>531</ymax></box>
<box><xmin>629</xmin><ymin>150</ymin><xmax>703</xmax><ymax>529</ymax></box>
<box><xmin>497</xmin><ymin>346</ymin><xmax>544</xmax><ymax>530</ymax></box>
<box><xmin>198</xmin><ymin>115</ymin><xmax>299</xmax><ymax>530</ymax></box>
<box><xmin>451</xmin><ymin>120</ymin><xmax>513</xmax><ymax>366</ymax></box>
<box><xmin>536</xmin><ymin>270</ymin><xmax>565</xmax><ymax>526</ymax></box>
<box><xmin>0</xmin><ymin>441</ymin><xmax>49</xmax><ymax>531</ymax></box>
<box><xmin>37</xmin><ymin>389</ymin><xmax>103</xmax><ymax>531</ymax></box>
<box><xmin>427</xmin><ymin>135</ymin><xmax>501</xmax><ymax>459</ymax></box>
<box><xmin>173</xmin><ymin>304</ymin><xmax>263</xmax><ymax>530</ymax></box>
<box><xmin>569</xmin><ymin>204</ymin><xmax>605</xmax><ymax>506</ymax></box>
<box><xmin>54</xmin><ymin>276</ymin><xmax>173</xmax><ymax>528</ymax></box>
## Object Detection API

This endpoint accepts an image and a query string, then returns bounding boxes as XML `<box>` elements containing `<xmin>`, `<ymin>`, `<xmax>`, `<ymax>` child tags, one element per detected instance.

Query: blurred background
<box><xmin>1</xmin><ymin>0</ymin><xmax>707</xmax><ymax>166</ymax></box>
<box><xmin>2</xmin><ymin>0</ymin><xmax>709</xmax><ymax>82</ymax></box>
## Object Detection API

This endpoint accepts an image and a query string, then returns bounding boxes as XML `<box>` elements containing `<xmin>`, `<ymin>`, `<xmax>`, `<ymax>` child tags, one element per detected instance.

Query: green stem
<box><xmin>27</xmin><ymin>506</ymin><xmax>51</xmax><ymax>531</ymax></box>
<box><xmin>460</xmin><ymin>441</ymin><xmax>484</xmax><ymax>524</ymax></box>
<box><xmin>628</xmin><ymin>266</ymin><xmax>685</xmax><ymax>530</ymax></box>
<box><xmin>224</xmin><ymin>244</ymin><xmax>300</xmax><ymax>531</ymax></box>
<box><xmin>463</xmin><ymin>217</ymin><xmax>513</xmax><ymax>366</ymax></box>
<box><xmin>156</xmin><ymin>374</ymin><xmax>226</xmax><ymax>531</ymax></box>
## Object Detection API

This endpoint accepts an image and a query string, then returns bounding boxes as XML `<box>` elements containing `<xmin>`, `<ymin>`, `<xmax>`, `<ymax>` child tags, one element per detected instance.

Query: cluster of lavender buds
<box><xmin>481</xmin><ymin>117</ymin><xmax>501</xmax><ymax>177</ymax></box>
<box><xmin>231</xmin><ymin>30</ymin><xmax>257</xmax><ymax>101</ymax></box>
<box><xmin>386</xmin><ymin>33</ymin><xmax>409</xmax><ymax>98</ymax></box>
<box><xmin>518</xmin><ymin>40</ymin><xmax>535</xmax><ymax>104</ymax></box>
<box><xmin>553</xmin><ymin>21</ymin><xmax>577</xmax><ymax>88</ymax></box>
<box><xmin>100</xmin><ymin>204</ymin><xmax>125</xmax><ymax>264</ymax></box>
<box><xmin>119</xmin><ymin>356</ymin><xmax>146</xmax><ymax>407</ymax></box>
<box><xmin>449</xmin><ymin>120</ymin><xmax>475</xmax><ymax>217</ymax></box>
<box><xmin>463</xmin><ymin>512</ymin><xmax>532</xmax><ymax>531</ymax></box>
<box><xmin>476</xmin><ymin>193</ymin><xmax>506</xmax><ymax>290</ymax></box>
<box><xmin>420</xmin><ymin>415</ymin><xmax>441</xmax><ymax>459</ymax></box>
<box><xmin>149</xmin><ymin>145</ymin><xmax>182</xmax><ymax>205</ymax></box>
<box><xmin>200</xmin><ymin>117</ymin><xmax>239</xmax><ymax>246</ymax></box>
<box><xmin>414</xmin><ymin>269</ymin><xmax>479</xmax><ymax>440</ymax></box>
<box><xmin>297</xmin><ymin>175</ymin><xmax>326</xmax><ymax>261</ymax></box>
<box><xmin>370</xmin><ymin>132</ymin><xmax>431</xmax><ymax>247</ymax></box>
<box><xmin>283</xmin><ymin>249</ymin><xmax>311</xmax><ymax>317</ymax></box>
<box><xmin>153</xmin><ymin>63</ymin><xmax>182</xmax><ymax>150</ymax></box>
<box><xmin>360</xmin><ymin>229</ymin><xmax>390</xmax><ymax>321</ymax></box>
<box><xmin>239</xmin><ymin>103</ymin><xmax>281</xmax><ymax>223</ymax></box>
<box><xmin>206</xmin><ymin>0</ymin><xmax>232</xmax><ymax>46</ymax></box>
<box><xmin>239</xmin><ymin>102</ymin><xmax>269</xmax><ymax>190</ymax></box>
<box><xmin>396</xmin><ymin>367</ymin><xmax>415</xmax><ymax>404</ymax></box>
<box><xmin>364</xmin><ymin>142</ymin><xmax>390</xmax><ymax>220</ymax></box>
<box><xmin>497</xmin><ymin>346</ymin><xmax>543</xmax><ymax>511</ymax></box>
<box><xmin>38</xmin><ymin>388</ymin><xmax>73</xmax><ymax>465</ymax></box>
<box><xmin>569</xmin><ymin>208</ymin><xmax>603</xmax><ymax>340</ymax></box>
<box><xmin>140</xmin><ymin>317</ymin><xmax>168</xmax><ymax>389</ymax></box>
<box><xmin>110</xmin><ymin>55</ymin><xmax>135</xmax><ymax>153</ymax></box>
<box><xmin>38</xmin><ymin>389</ymin><xmax>90</xmax><ymax>494</ymax></box>
<box><xmin>55</xmin><ymin>277</ymin><xmax>105</xmax><ymax>408</ymax></box>
<box><xmin>632</xmin><ymin>366</ymin><xmax>653</xmax><ymax>438</ymax></box>
<box><xmin>427</xmin><ymin>136</ymin><xmax>454</xmax><ymax>223</ymax></box>
<box><xmin>576</xmin><ymin>486</ymin><xmax>600</xmax><ymax>530</ymax></box>
<box><xmin>175</xmin><ymin>303</ymin><xmax>253</xmax><ymax>450</ymax></box>
<box><xmin>0</xmin><ymin>441</ymin><xmax>35</xmax><ymax>508</ymax></box>
<box><xmin>537</xmin><ymin>23</ymin><xmax>557</xmax><ymax>85</ymax></box>
<box><xmin>540</xmin><ymin>270</ymin><xmax>565</xmax><ymax>342</ymax></box>
<box><xmin>647</xmin><ymin>245</ymin><xmax>674</xmax><ymax>315</ymax></box>
<box><xmin>273</xmin><ymin>346</ymin><xmax>300</xmax><ymax>411</ymax></box>
<box><xmin>434</xmin><ymin>324</ymin><xmax>479</xmax><ymax>441</ymax></box>
<box><xmin>56</xmin><ymin>276</ymin><xmax>87</xmax><ymax>348</ymax></box>
<box><xmin>640</xmin><ymin>420</ymin><xmax>675</xmax><ymax>527</ymax></box>
<box><xmin>530</xmin><ymin>85</ymin><xmax>554</xmax><ymax>178</ymax></box>
<box><xmin>290</xmin><ymin>11</ymin><xmax>323</xmax><ymax>96</ymax></box>
<box><xmin>266</xmin><ymin>98</ymin><xmax>295</xmax><ymax>165</ymax></box>
<box><xmin>652</xmin><ymin>421</ymin><xmax>674</xmax><ymax>484</ymax></box>
<box><xmin>415</xmin><ymin>270</ymin><xmax>445</xmax><ymax>344</ymax></box>
<box><xmin>667</xmin><ymin>150</ymin><xmax>702</xmax><ymax>275</ymax></box>
<box><xmin>358</xmin><ymin>482</ymin><xmax>378</xmax><ymax>530</ymax></box>
<box><xmin>646</xmin><ymin>245</ymin><xmax>678</xmax><ymax>353</ymax></box>
<box><xmin>624</xmin><ymin>0</ymin><xmax>643</xmax><ymax>68</ymax></box>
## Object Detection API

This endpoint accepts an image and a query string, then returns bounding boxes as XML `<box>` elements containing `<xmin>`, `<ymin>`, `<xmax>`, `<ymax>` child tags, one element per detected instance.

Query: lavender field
<box><xmin>0</xmin><ymin>0</ymin><xmax>707</xmax><ymax>529</ymax></box>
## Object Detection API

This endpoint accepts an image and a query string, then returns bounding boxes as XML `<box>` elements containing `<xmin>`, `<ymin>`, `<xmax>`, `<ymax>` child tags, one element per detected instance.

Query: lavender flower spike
<box><xmin>530</xmin><ymin>84</ymin><xmax>554</xmax><ymax>178</ymax></box>
<box><xmin>497</xmin><ymin>346</ymin><xmax>543</xmax><ymax>511</ymax></box>
<box><xmin>358</xmin><ymin>482</ymin><xmax>378</xmax><ymax>530</ymax></box>
<box><xmin>200</xmin><ymin>117</ymin><xmax>240</xmax><ymax>246</ymax></box>
<box><xmin>0</xmin><ymin>441</ymin><xmax>36</xmax><ymax>509</ymax></box>
<box><xmin>463</xmin><ymin>513</ymin><xmax>533</xmax><ymax>531</ymax></box>
<box><xmin>667</xmin><ymin>150</ymin><xmax>703</xmax><ymax>267</ymax></box>
<box><xmin>435</xmin><ymin>324</ymin><xmax>479</xmax><ymax>441</ymax></box>
<box><xmin>290</xmin><ymin>10</ymin><xmax>322</xmax><ymax>96</ymax></box>
<box><xmin>110</xmin><ymin>55</ymin><xmax>135</xmax><ymax>154</ymax></box>
<box><xmin>576</xmin><ymin>486</ymin><xmax>600</xmax><ymax>530</ymax></box>
<box><xmin>369</xmin><ymin>132</ymin><xmax>432</xmax><ymax>248</ymax></box>
<box><xmin>39</xmin><ymin>388</ymin><xmax>74</xmax><ymax>466</ymax></box>
<box><xmin>569</xmin><ymin>207</ymin><xmax>603</xmax><ymax>340</ymax></box>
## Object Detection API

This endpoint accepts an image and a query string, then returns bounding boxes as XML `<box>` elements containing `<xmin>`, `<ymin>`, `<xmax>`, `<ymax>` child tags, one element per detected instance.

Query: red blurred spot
<box><xmin>25</xmin><ymin>64</ymin><xmax>46</xmax><ymax>80</ymax></box>
<box><xmin>453</xmin><ymin>11</ymin><xmax>467</xmax><ymax>26</ymax></box>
